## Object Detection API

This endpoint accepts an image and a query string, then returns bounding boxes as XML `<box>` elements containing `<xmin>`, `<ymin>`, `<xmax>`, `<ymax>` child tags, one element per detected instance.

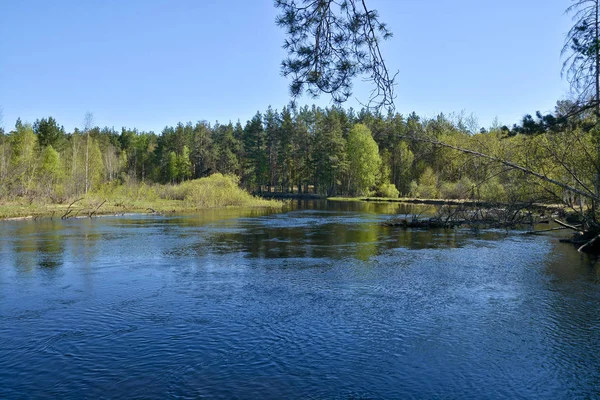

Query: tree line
<box><xmin>0</xmin><ymin>102</ymin><xmax>595</xmax><ymax>208</ymax></box>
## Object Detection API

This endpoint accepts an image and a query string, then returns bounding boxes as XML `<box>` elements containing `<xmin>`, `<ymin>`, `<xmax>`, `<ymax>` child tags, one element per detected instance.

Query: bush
<box><xmin>88</xmin><ymin>173</ymin><xmax>278</xmax><ymax>210</ymax></box>
<box><xmin>439</xmin><ymin>176</ymin><xmax>474</xmax><ymax>199</ymax></box>
<box><xmin>479</xmin><ymin>177</ymin><xmax>507</xmax><ymax>202</ymax></box>
<box><xmin>163</xmin><ymin>173</ymin><xmax>274</xmax><ymax>208</ymax></box>
<box><xmin>376</xmin><ymin>183</ymin><xmax>399</xmax><ymax>198</ymax></box>
<box><xmin>409</xmin><ymin>167</ymin><xmax>439</xmax><ymax>199</ymax></box>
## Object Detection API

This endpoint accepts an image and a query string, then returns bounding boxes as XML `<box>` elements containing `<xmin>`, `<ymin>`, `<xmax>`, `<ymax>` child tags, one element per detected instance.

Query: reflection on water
<box><xmin>1</xmin><ymin>200</ymin><xmax>599</xmax><ymax>399</ymax></box>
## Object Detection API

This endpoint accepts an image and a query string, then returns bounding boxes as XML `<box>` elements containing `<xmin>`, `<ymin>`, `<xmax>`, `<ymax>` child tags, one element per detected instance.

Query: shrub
<box><xmin>163</xmin><ymin>173</ymin><xmax>274</xmax><ymax>208</ymax></box>
<box><xmin>376</xmin><ymin>183</ymin><xmax>399</xmax><ymax>198</ymax></box>
<box><xmin>439</xmin><ymin>176</ymin><xmax>474</xmax><ymax>199</ymax></box>
<box><xmin>479</xmin><ymin>177</ymin><xmax>507</xmax><ymax>202</ymax></box>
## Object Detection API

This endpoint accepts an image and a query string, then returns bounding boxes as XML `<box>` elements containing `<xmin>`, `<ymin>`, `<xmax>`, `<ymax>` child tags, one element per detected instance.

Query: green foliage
<box><xmin>163</xmin><ymin>173</ymin><xmax>274</xmax><ymax>208</ymax></box>
<box><xmin>376</xmin><ymin>183</ymin><xmax>399</xmax><ymax>198</ymax></box>
<box><xmin>88</xmin><ymin>138</ymin><xmax>104</xmax><ymax>191</ymax></box>
<box><xmin>9</xmin><ymin>122</ymin><xmax>37</xmax><ymax>195</ymax></box>
<box><xmin>178</xmin><ymin>145</ymin><xmax>192</xmax><ymax>181</ymax></box>
<box><xmin>410</xmin><ymin>167</ymin><xmax>439</xmax><ymax>199</ymax></box>
<box><xmin>439</xmin><ymin>176</ymin><xmax>474</xmax><ymax>200</ymax></box>
<box><xmin>347</xmin><ymin>123</ymin><xmax>381</xmax><ymax>195</ymax></box>
<box><xmin>242</xmin><ymin>113</ymin><xmax>267</xmax><ymax>192</ymax></box>
<box><xmin>39</xmin><ymin>145</ymin><xmax>61</xmax><ymax>178</ymax></box>
<box><xmin>33</xmin><ymin>117</ymin><xmax>65</xmax><ymax>149</ymax></box>
<box><xmin>167</xmin><ymin>151</ymin><xmax>178</xmax><ymax>183</ymax></box>
<box><xmin>479</xmin><ymin>176</ymin><xmax>507</xmax><ymax>202</ymax></box>
<box><xmin>391</xmin><ymin>141</ymin><xmax>414</xmax><ymax>195</ymax></box>
<box><xmin>2</xmin><ymin>100</ymin><xmax>596</xmax><ymax>209</ymax></box>
<box><xmin>313</xmin><ymin>108</ymin><xmax>348</xmax><ymax>195</ymax></box>
<box><xmin>10</xmin><ymin>122</ymin><xmax>36</xmax><ymax>169</ymax></box>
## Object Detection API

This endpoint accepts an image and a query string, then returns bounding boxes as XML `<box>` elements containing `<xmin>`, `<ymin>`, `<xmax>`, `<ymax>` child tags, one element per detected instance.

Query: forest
<box><xmin>0</xmin><ymin>102</ymin><xmax>594</xmax><ymax>213</ymax></box>
<box><xmin>2</xmin><ymin>0</ymin><xmax>600</xmax><ymax>220</ymax></box>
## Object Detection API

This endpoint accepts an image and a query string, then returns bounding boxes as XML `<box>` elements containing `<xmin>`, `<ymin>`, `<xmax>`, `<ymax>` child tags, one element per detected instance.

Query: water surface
<box><xmin>1</xmin><ymin>201</ymin><xmax>599</xmax><ymax>399</ymax></box>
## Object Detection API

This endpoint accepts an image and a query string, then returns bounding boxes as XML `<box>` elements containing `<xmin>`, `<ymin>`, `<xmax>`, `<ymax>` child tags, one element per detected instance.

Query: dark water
<box><xmin>1</xmin><ymin>200</ymin><xmax>600</xmax><ymax>399</ymax></box>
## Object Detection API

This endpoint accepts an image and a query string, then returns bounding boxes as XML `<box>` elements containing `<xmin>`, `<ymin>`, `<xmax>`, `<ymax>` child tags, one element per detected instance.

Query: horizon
<box><xmin>0</xmin><ymin>0</ymin><xmax>572</xmax><ymax>133</ymax></box>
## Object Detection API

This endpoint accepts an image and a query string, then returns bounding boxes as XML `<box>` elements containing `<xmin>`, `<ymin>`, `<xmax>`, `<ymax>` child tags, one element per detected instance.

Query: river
<box><xmin>1</xmin><ymin>200</ymin><xmax>599</xmax><ymax>399</ymax></box>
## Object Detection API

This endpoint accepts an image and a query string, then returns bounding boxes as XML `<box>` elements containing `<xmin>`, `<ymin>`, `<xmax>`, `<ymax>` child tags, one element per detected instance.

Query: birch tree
<box><xmin>83</xmin><ymin>112</ymin><xmax>95</xmax><ymax>194</ymax></box>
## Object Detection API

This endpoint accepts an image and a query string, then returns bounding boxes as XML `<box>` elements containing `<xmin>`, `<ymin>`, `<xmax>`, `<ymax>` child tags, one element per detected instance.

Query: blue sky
<box><xmin>0</xmin><ymin>0</ymin><xmax>572</xmax><ymax>133</ymax></box>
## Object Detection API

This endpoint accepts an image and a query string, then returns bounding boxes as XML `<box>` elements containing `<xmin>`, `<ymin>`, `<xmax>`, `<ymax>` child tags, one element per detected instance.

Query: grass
<box><xmin>0</xmin><ymin>173</ymin><xmax>282</xmax><ymax>220</ymax></box>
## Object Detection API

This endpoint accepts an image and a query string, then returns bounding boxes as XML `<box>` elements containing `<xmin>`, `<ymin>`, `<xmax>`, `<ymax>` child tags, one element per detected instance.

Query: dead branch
<box><xmin>553</xmin><ymin>218</ymin><xmax>582</xmax><ymax>231</ymax></box>
<box><xmin>525</xmin><ymin>226</ymin><xmax>570</xmax><ymax>235</ymax></box>
<box><xmin>61</xmin><ymin>197</ymin><xmax>84</xmax><ymax>220</ymax></box>
<box><xmin>578</xmin><ymin>233</ymin><xmax>600</xmax><ymax>252</ymax></box>
<box><xmin>89</xmin><ymin>200</ymin><xmax>106</xmax><ymax>218</ymax></box>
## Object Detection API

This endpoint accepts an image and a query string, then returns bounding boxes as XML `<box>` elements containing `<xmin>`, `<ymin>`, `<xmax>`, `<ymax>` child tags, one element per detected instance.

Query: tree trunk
<box><xmin>85</xmin><ymin>131</ymin><xmax>89</xmax><ymax>194</ymax></box>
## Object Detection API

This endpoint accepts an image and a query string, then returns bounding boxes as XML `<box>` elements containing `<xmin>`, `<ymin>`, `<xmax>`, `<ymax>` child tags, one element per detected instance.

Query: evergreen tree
<box><xmin>278</xmin><ymin>107</ymin><xmax>295</xmax><ymax>192</ymax></box>
<box><xmin>275</xmin><ymin>0</ymin><xmax>395</xmax><ymax>109</ymax></box>
<box><xmin>242</xmin><ymin>113</ymin><xmax>267</xmax><ymax>192</ymax></box>
<box><xmin>33</xmin><ymin>117</ymin><xmax>65</xmax><ymax>150</ymax></box>
<box><xmin>191</xmin><ymin>121</ymin><xmax>215</xmax><ymax>178</ymax></box>
<box><xmin>214</xmin><ymin>122</ymin><xmax>241</xmax><ymax>175</ymax></box>
<box><xmin>167</xmin><ymin>151</ymin><xmax>178</xmax><ymax>184</ymax></box>
<box><xmin>264</xmin><ymin>107</ymin><xmax>281</xmax><ymax>192</ymax></box>
<box><xmin>313</xmin><ymin>108</ymin><xmax>347</xmax><ymax>195</ymax></box>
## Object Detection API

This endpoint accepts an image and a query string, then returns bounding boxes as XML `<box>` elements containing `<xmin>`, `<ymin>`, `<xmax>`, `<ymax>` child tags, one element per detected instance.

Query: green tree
<box><xmin>38</xmin><ymin>145</ymin><xmax>62</xmax><ymax>195</ymax></box>
<box><xmin>213</xmin><ymin>122</ymin><xmax>241</xmax><ymax>175</ymax></box>
<box><xmin>83</xmin><ymin>112</ymin><xmax>95</xmax><ymax>194</ymax></box>
<box><xmin>242</xmin><ymin>113</ymin><xmax>267</xmax><ymax>192</ymax></box>
<box><xmin>346</xmin><ymin>123</ymin><xmax>381</xmax><ymax>195</ymax></box>
<box><xmin>33</xmin><ymin>117</ymin><xmax>65</xmax><ymax>150</ymax></box>
<box><xmin>190</xmin><ymin>121</ymin><xmax>215</xmax><ymax>178</ymax></box>
<box><xmin>391</xmin><ymin>140</ymin><xmax>414</xmax><ymax>195</ymax></box>
<box><xmin>0</xmin><ymin>109</ymin><xmax>7</xmax><ymax>191</ymax></box>
<box><xmin>88</xmin><ymin>137</ymin><xmax>104</xmax><ymax>191</ymax></box>
<box><xmin>178</xmin><ymin>145</ymin><xmax>192</xmax><ymax>181</ymax></box>
<box><xmin>264</xmin><ymin>107</ymin><xmax>280</xmax><ymax>192</ymax></box>
<box><xmin>313</xmin><ymin>108</ymin><xmax>347</xmax><ymax>195</ymax></box>
<box><xmin>167</xmin><ymin>151</ymin><xmax>178</xmax><ymax>183</ymax></box>
<box><xmin>10</xmin><ymin>121</ymin><xmax>37</xmax><ymax>195</ymax></box>
<box><xmin>278</xmin><ymin>107</ymin><xmax>296</xmax><ymax>192</ymax></box>
<box><xmin>412</xmin><ymin>167</ymin><xmax>439</xmax><ymax>199</ymax></box>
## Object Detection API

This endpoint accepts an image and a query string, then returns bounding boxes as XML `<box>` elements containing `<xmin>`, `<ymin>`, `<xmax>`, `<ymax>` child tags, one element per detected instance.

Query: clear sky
<box><xmin>0</xmin><ymin>0</ymin><xmax>573</xmax><ymax>133</ymax></box>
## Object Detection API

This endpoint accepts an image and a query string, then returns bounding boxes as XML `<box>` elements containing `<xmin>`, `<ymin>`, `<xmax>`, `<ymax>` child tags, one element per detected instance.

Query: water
<box><xmin>1</xmin><ymin>201</ymin><xmax>600</xmax><ymax>399</ymax></box>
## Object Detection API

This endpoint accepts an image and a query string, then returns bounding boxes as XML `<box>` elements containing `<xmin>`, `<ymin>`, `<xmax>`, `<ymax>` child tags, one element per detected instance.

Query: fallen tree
<box><xmin>399</xmin><ymin>133</ymin><xmax>600</xmax><ymax>253</ymax></box>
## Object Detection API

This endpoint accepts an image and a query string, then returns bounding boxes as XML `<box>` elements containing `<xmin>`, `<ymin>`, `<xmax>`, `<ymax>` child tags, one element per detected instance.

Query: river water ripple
<box><xmin>1</xmin><ymin>201</ymin><xmax>599</xmax><ymax>399</ymax></box>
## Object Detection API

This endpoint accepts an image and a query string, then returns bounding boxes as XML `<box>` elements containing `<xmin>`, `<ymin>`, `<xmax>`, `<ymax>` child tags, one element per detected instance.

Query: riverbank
<box><xmin>327</xmin><ymin>196</ymin><xmax>564</xmax><ymax>210</ymax></box>
<box><xmin>0</xmin><ymin>174</ymin><xmax>282</xmax><ymax>220</ymax></box>
<box><xmin>0</xmin><ymin>197</ymin><xmax>282</xmax><ymax>221</ymax></box>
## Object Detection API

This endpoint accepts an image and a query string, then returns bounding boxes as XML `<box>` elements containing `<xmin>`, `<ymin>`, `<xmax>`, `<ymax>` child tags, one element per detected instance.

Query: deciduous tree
<box><xmin>346</xmin><ymin>123</ymin><xmax>380</xmax><ymax>195</ymax></box>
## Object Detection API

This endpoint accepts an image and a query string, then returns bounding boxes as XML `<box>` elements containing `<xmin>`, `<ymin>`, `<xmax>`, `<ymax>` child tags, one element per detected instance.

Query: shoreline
<box><xmin>0</xmin><ymin>199</ymin><xmax>283</xmax><ymax>221</ymax></box>
<box><xmin>327</xmin><ymin>196</ymin><xmax>564</xmax><ymax>210</ymax></box>
<box><xmin>0</xmin><ymin>195</ymin><xmax>565</xmax><ymax>221</ymax></box>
